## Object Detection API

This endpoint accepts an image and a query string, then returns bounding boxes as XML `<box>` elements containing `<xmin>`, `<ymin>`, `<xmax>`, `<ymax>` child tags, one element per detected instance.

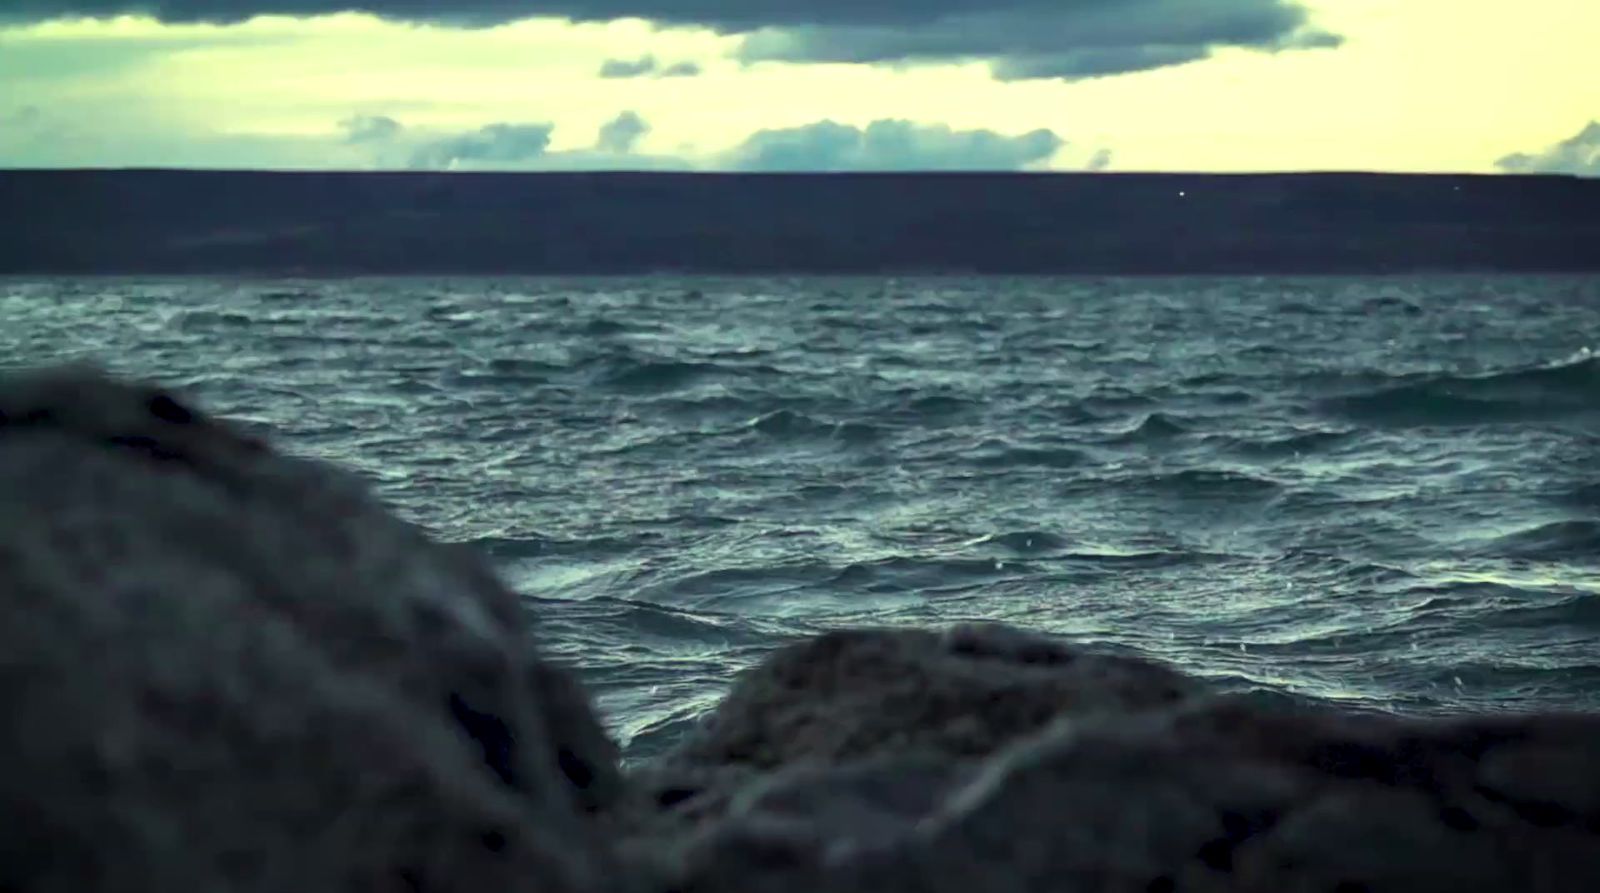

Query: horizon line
<box><xmin>0</xmin><ymin>167</ymin><xmax>1583</xmax><ymax>180</ymax></box>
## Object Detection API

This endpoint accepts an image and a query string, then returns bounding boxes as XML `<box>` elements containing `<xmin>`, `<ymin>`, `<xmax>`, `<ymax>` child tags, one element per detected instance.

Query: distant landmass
<box><xmin>2</xmin><ymin>169</ymin><xmax>1597</xmax><ymax>275</ymax></box>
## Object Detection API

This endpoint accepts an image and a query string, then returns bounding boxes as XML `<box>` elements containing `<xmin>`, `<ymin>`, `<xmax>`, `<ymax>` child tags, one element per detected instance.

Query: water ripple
<box><xmin>5</xmin><ymin>274</ymin><xmax>1600</xmax><ymax>755</ymax></box>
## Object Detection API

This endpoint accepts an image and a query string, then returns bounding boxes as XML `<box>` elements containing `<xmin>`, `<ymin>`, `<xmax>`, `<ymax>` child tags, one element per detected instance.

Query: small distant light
<box><xmin>1178</xmin><ymin>190</ymin><xmax>1187</xmax><ymax>198</ymax></box>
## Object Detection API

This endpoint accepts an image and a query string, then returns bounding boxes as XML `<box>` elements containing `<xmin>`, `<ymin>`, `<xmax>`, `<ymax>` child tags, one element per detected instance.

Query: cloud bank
<box><xmin>598</xmin><ymin>55</ymin><xmax>701</xmax><ymax>79</ymax></box>
<box><xmin>339</xmin><ymin>114</ymin><xmax>403</xmax><ymax>144</ymax></box>
<box><xmin>334</xmin><ymin>113</ymin><xmax>1063</xmax><ymax>172</ymax></box>
<box><xmin>726</xmin><ymin>119</ymin><xmax>1063</xmax><ymax>172</ymax></box>
<box><xmin>1497</xmin><ymin>122</ymin><xmax>1600</xmax><ymax>177</ymax></box>
<box><xmin>595</xmin><ymin>110</ymin><xmax>648</xmax><ymax>153</ymax></box>
<box><xmin>408</xmin><ymin>122</ymin><xmax>554</xmax><ymax>169</ymax></box>
<box><xmin>6</xmin><ymin>1</ymin><xmax>1340</xmax><ymax>80</ymax></box>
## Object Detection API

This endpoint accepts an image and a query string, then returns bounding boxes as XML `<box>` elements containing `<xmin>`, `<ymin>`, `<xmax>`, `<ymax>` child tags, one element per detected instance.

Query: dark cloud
<box><xmin>727</xmin><ymin>119</ymin><xmax>1062</xmax><ymax>172</ymax></box>
<box><xmin>735</xmin><ymin>1</ymin><xmax>1339</xmax><ymax>80</ymax></box>
<box><xmin>8</xmin><ymin>2</ymin><xmax>1338</xmax><ymax>80</ymax></box>
<box><xmin>1085</xmin><ymin>148</ymin><xmax>1113</xmax><ymax>171</ymax></box>
<box><xmin>0</xmin><ymin>1</ymin><xmax>1306</xmax><ymax>31</ymax></box>
<box><xmin>598</xmin><ymin>55</ymin><xmax>701</xmax><ymax>79</ymax></box>
<box><xmin>339</xmin><ymin>114</ymin><xmax>402</xmax><ymax>143</ymax></box>
<box><xmin>1497</xmin><ymin>122</ymin><xmax>1600</xmax><ymax>177</ymax></box>
<box><xmin>991</xmin><ymin>46</ymin><xmax>1211</xmax><ymax>81</ymax></box>
<box><xmin>599</xmin><ymin>56</ymin><xmax>658</xmax><ymax>79</ymax></box>
<box><xmin>2</xmin><ymin>0</ymin><xmax>896</xmax><ymax>26</ymax></box>
<box><xmin>660</xmin><ymin>60</ymin><xmax>701</xmax><ymax>77</ymax></box>
<box><xmin>408</xmin><ymin>121</ymin><xmax>553</xmax><ymax>169</ymax></box>
<box><xmin>595</xmin><ymin>110</ymin><xmax>648</xmax><ymax>153</ymax></box>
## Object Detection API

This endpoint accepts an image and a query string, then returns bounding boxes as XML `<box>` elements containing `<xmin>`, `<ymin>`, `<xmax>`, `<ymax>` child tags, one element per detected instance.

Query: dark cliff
<box><xmin>2</xmin><ymin>169</ymin><xmax>1597</xmax><ymax>274</ymax></box>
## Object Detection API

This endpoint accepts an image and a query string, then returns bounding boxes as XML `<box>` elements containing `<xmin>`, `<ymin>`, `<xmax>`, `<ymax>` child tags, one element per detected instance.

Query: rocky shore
<box><xmin>2</xmin><ymin>367</ymin><xmax>1597</xmax><ymax>893</ymax></box>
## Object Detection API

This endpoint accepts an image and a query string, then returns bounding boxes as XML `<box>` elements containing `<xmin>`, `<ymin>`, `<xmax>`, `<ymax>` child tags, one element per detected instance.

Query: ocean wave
<box><xmin>472</xmin><ymin>533</ymin><xmax>643</xmax><ymax>561</ymax></box>
<box><xmin>442</xmin><ymin>359</ymin><xmax>568</xmax><ymax>390</ymax></box>
<box><xmin>1266</xmin><ymin>549</ymin><xmax>1415</xmax><ymax>584</ymax></box>
<box><xmin>1106</xmin><ymin>412</ymin><xmax>1191</xmax><ymax>443</ymax></box>
<box><xmin>598</xmin><ymin>358</ymin><xmax>723</xmax><ymax>391</ymax></box>
<box><xmin>485</xmin><ymin>357</ymin><xmax>567</xmax><ymax>378</ymax></box>
<box><xmin>174</xmin><ymin>309</ymin><xmax>255</xmax><ymax>331</ymax></box>
<box><xmin>1326</xmin><ymin>353</ymin><xmax>1600</xmax><ymax>426</ymax></box>
<box><xmin>1555</xmin><ymin>482</ymin><xmax>1600</xmax><ymax>509</ymax></box>
<box><xmin>20</xmin><ymin>275</ymin><xmax>1600</xmax><ymax>753</ymax></box>
<box><xmin>588</xmin><ymin>350</ymin><xmax>785</xmax><ymax>393</ymax></box>
<box><xmin>539</xmin><ymin>595</ymin><xmax>787</xmax><ymax>649</ymax></box>
<box><xmin>1121</xmin><ymin>468</ymin><xmax>1285</xmax><ymax>499</ymax></box>
<box><xmin>654</xmin><ymin>393</ymin><xmax>777</xmax><ymax>419</ymax></box>
<box><xmin>253</xmin><ymin>289</ymin><xmax>315</xmax><ymax>302</ymax></box>
<box><xmin>1392</xmin><ymin>577</ymin><xmax>1600</xmax><ymax>641</ymax></box>
<box><xmin>1060</xmin><ymin>546</ymin><xmax>1232</xmax><ymax>568</ymax></box>
<box><xmin>745</xmin><ymin>409</ymin><xmax>882</xmax><ymax>445</ymax></box>
<box><xmin>1082</xmin><ymin>390</ymin><xmax>1161</xmax><ymax>413</ymax></box>
<box><xmin>974</xmin><ymin>530</ymin><xmax>1075</xmax><ymax>555</ymax></box>
<box><xmin>970</xmin><ymin>443</ymin><xmax>1089</xmax><ymax>470</ymax></box>
<box><xmin>962</xmin><ymin>531</ymin><xmax>1230</xmax><ymax>567</ymax></box>
<box><xmin>1471</xmin><ymin>519</ymin><xmax>1600</xmax><ymax>560</ymax></box>
<box><xmin>1491</xmin><ymin>593</ymin><xmax>1600</xmax><ymax>630</ymax></box>
<box><xmin>633</xmin><ymin>553</ymin><xmax>1042</xmax><ymax>609</ymax></box>
<box><xmin>1218</xmin><ymin>429</ymin><xmax>1357</xmax><ymax>459</ymax></box>
<box><xmin>905</xmin><ymin>393</ymin><xmax>975</xmax><ymax>417</ymax></box>
<box><xmin>579</xmin><ymin>318</ymin><xmax>631</xmax><ymax>336</ymax></box>
<box><xmin>636</xmin><ymin>563</ymin><xmax>832</xmax><ymax>605</ymax></box>
<box><xmin>1360</xmin><ymin>293</ymin><xmax>1425</xmax><ymax>316</ymax></box>
<box><xmin>830</xmin><ymin>555</ymin><xmax>1038</xmax><ymax>589</ymax></box>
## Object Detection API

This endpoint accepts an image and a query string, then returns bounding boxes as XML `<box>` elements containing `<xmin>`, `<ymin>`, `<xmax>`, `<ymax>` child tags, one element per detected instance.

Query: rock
<box><xmin>886</xmin><ymin>704</ymin><xmax>1600</xmax><ymax>893</ymax></box>
<box><xmin>8</xmin><ymin>366</ymin><xmax>1599</xmax><ymax>893</ymax></box>
<box><xmin>628</xmin><ymin>622</ymin><xmax>1202</xmax><ymax>868</ymax></box>
<box><xmin>641</xmin><ymin>629</ymin><xmax>1600</xmax><ymax>893</ymax></box>
<box><xmin>0</xmin><ymin>367</ymin><xmax>621</xmax><ymax>893</ymax></box>
<box><xmin>664</xmin><ymin>623</ymin><xmax>1200</xmax><ymax>773</ymax></box>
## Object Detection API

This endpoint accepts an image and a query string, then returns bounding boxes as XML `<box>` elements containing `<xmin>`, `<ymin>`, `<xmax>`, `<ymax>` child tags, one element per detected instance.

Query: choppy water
<box><xmin>5</xmin><ymin>276</ymin><xmax>1599</xmax><ymax>757</ymax></box>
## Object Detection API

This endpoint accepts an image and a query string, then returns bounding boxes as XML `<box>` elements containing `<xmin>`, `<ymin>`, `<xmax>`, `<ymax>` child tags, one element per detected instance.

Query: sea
<box><xmin>5</xmin><ymin>276</ymin><xmax>1599</xmax><ymax>758</ymax></box>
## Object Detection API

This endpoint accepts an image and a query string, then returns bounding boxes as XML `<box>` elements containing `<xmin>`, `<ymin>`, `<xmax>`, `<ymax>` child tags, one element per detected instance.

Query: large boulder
<box><xmin>664</xmin><ymin>624</ymin><xmax>1201</xmax><ymax>772</ymax></box>
<box><xmin>0</xmin><ymin>367</ymin><xmax>621</xmax><ymax>893</ymax></box>
<box><xmin>640</xmin><ymin>626</ymin><xmax>1600</xmax><ymax>893</ymax></box>
<box><xmin>612</xmin><ymin>624</ymin><xmax>1199</xmax><ymax>852</ymax></box>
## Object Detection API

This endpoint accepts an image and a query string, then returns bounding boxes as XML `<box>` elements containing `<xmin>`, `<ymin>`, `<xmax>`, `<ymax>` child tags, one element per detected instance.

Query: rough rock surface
<box><xmin>610</xmin><ymin>623</ymin><xmax>1201</xmax><ymax>852</ymax></box>
<box><xmin>0</xmin><ymin>367</ymin><xmax>620</xmax><ymax>893</ymax></box>
<box><xmin>664</xmin><ymin>624</ymin><xmax>1202</xmax><ymax>772</ymax></box>
<box><xmin>637</xmin><ymin>626</ymin><xmax>1600</xmax><ymax>893</ymax></box>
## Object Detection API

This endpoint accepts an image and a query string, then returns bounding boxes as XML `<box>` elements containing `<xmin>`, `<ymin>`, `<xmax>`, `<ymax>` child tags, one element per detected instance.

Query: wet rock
<box><xmin>0</xmin><ymin>367</ymin><xmax>620</xmax><ymax>893</ymax></box>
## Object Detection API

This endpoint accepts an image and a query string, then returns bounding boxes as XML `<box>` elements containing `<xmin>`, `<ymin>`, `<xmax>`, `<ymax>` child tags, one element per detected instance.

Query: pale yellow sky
<box><xmin>0</xmin><ymin>0</ymin><xmax>1595</xmax><ymax>172</ymax></box>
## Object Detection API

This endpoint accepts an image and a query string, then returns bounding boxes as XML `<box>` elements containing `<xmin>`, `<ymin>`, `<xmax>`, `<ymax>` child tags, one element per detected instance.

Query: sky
<box><xmin>0</xmin><ymin>0</ymin><xmax>1596</xmax><ymax>174</ymax></box>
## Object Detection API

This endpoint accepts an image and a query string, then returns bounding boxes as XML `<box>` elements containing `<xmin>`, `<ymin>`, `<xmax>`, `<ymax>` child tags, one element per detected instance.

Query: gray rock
<box><xmin>645</xmin><ymin>629</ymin><xmax>1600</xmax><ymax>893</ymax></box>
<box><xmin>0</xmin><ymin>367</ymin><xmax>621</xmax><ymax>893</ymax></box>
<box><xmin>664</xmin><ymin>623</ymin><xmax>1200</xmax><ymax>772</ymax></box>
